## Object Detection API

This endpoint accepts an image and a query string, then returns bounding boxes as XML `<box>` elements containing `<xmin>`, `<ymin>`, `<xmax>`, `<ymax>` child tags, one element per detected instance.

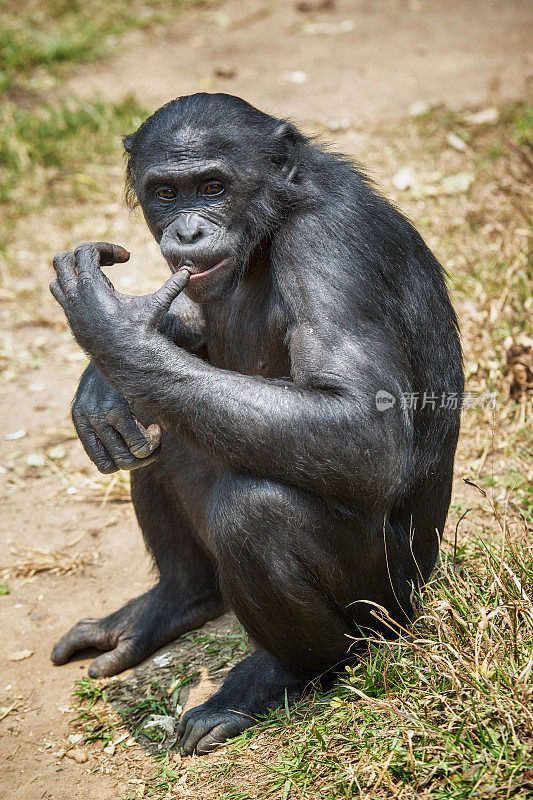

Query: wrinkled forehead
<box><xmin>132</xmin><ymin>122</ymin><xmax>255</xmax><ymax>177</ymax></box>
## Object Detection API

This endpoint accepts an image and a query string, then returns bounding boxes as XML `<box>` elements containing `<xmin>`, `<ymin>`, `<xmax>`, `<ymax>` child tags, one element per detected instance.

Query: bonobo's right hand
<box><xmin>72</xmin><ymin>365</ymin><xmax>162</xmax><ymax>473</ymax></box>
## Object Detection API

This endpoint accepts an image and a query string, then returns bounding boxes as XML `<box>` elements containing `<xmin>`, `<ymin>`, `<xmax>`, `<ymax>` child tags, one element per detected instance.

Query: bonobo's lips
<box><xmin>171</xmin><ymin>258</ymin><xmax>233</xmax><ymax>281</ymax></box>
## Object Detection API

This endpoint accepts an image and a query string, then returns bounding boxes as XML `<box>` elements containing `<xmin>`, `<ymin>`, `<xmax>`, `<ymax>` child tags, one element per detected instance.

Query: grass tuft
<box><xmin>0</xmin><ymin>94</ymin><xmax>148</xmax><ymax>254</ymax></box>
<box><xmin>0</xmin><ymin>0</ymin><xmax>207</xmax><ymax>92</ymax></box>
<box><xmin>185</xmin><ymin>501</ymin><xmax>532</xmax><ymax>799</ymax></box>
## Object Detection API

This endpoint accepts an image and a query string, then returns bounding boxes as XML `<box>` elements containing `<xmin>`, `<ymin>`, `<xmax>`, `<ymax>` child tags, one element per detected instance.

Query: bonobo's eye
<box><xmin>201</xmin><ymin>180</ymin><xmax>225</xmax><ymax>198</ymax></box>
<box><xmin>155</xmin><ymin>186</ymin><xmax>178</xmax><ymax>200</ymax></box>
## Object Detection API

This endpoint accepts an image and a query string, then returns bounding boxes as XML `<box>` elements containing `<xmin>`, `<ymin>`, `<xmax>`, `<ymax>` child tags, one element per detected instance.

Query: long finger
<box><xmin>49</xmin><ymin>279</ymin><xmax>67</xmax><ymax>308</ymax></box>
<box><xmin>95</xmin><ymin>242</ymin><xmax>130</xmax><ymax>266</ymax></box>
<box><xmin>51</xmin><ymin>618</ymin><xmax>111</xmax><ymax>665</ymax></box>
<box><xmin>90</xmin><ymin>424</ymin><xmax>145</xmax><ymax>471</ymax></box>
<box><xmin>147</xmin><ymin>267</ymin><xmax>191</xmax><ymax>326</ymax></box>
<box><xmin>76</xmin><ymin>242</ymin><xmax>130</xmax><ymax>268</ymax></box>
<box><xmin>52</xmin><ymin>251</ymin><xmax>77</xmax><ymax>294</ymax></box>
<box><xmin>74</xmin><ymin>243</ymin><xmax>124</xmax><ymax>306</ymax></box>
<box><xmin>72</xmin><ymin>412</ymin><xmax>118</xmax><ymax>474</ymax></box>
<box><xmin>88</xmin><ymin>640</ymin><xmax>138</xmax><ymax>678</ymax></box>
<box><xmin>109</xmin><ymin>417</ymin><xmax>162</xmax><ymax>459</ymax></box>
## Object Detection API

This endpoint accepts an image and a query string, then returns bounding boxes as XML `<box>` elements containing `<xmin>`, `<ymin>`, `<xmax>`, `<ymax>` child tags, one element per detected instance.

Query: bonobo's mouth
<box><xmin>171</xmin><ymin>258</ymin><xmax>233</xmax><ymax>281</ymax></box>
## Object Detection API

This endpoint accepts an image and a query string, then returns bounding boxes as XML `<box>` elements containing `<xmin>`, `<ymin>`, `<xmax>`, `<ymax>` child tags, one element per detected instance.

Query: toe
<box><xmin>51</xmin><ymin>618</ymin><xmax>109</xmax><ymax>665</ymax></box>
<box><xmin>196</xmin><ymin>721</ymin><xmax>240</xmax><ymax>754</ymax></box>
<box><xmin>178</xmin><ymin>709</ymin><xmax>254</xmax><ymax>755</ymax></box>
<box><xmin>88</xmin><ymin>641</ymin><xmax>136</xmax><ymax>678</ymax></box>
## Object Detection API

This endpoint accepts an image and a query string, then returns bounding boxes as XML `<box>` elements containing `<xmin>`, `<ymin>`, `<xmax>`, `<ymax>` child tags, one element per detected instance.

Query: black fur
<box><xmin>50</xmin><ymin>93</ymin><xmax>463</xmax><ymax>755</ymax></box>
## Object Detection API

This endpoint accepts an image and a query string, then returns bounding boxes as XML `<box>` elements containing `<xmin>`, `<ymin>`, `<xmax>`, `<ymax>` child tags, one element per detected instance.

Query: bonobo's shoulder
<box><xmin>299</xmin><ymin>144</ymin><xmax>424</xmax><ymax>241</ymax></box>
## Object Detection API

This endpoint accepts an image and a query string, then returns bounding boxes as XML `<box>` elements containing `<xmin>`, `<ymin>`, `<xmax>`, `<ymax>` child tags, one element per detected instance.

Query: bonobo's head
<box><xmin>123</xmin><ymin>93</ymin><xmax>306</xmax><ymax>303</ymax></box>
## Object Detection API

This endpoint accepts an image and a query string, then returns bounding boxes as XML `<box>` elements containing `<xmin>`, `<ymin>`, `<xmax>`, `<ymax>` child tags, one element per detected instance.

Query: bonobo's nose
<box><xmin>174</xmin><ymin>213</ymin><xmax>214</xmax><ymax>245</ymax></box>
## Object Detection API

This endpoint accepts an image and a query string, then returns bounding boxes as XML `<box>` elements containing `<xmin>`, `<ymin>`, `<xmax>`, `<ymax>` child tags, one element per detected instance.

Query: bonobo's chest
<box><xmin>204</xmin><ymin>281</ymin><xmax>292</xmax><ymax>378</ymax></box>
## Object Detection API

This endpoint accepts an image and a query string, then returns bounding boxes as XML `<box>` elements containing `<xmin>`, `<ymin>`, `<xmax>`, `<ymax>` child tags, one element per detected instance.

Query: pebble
<box><xmin>392</xmin><ymin>166</ymin><xmax>416</xmax><ymax>191</ymax></box>
<box><xmin>5</xmin><ymin>430</ymin><xmax>26</xmax><ymax>441</ymax></box>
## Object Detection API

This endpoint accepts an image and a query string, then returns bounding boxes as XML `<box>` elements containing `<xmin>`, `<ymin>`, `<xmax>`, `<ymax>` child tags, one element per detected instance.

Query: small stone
<box><xmin>48</xmin><ymin>445</ymin><xmax>65</xmax><ymax>461</ymax></box>
<box><xmin>282</xmin><ymin>70</ymin><xmax>307</xmax><ymax>84</ymax></box>
<box><xmin>26</xmin><ymin>453</ymin><xmax>45</xmax><ymax>468</ymax></box>
<box><xmin>300</xmin><ymin>19</ymin><xmax>355</xmax><ymax>35</ymax></box>
<box><xmin>408</xmin><ymin>100</ymin><xmax>430</xmax><ymax>117</ymax></box>
<box><xmin>465</xmin><ymin>107</ymin><xmax>499</xmax><ymax>125</ymax></box>
<box><xmin>446</xmin><ymin>132</ymin><xmax>467</xmax><ymax>152</ymax></box>
<box><xmin>439</xmin><ymin>171</ymin><xmax>473</xmax><ymax>194</ymax></box>
<box><xmin>5</xmin><ymin>430</ymin><xmax>26</xmax><ymax>441</ymax></box>
<box><xmin>326</xmin><ymin>117</ymin><xmax>352</xmax><ymax>132</ymax></box>
<box><xmin>392</xmin><ymin>166</ymin><xmax>416</xmax><ymax>191</ymax></box>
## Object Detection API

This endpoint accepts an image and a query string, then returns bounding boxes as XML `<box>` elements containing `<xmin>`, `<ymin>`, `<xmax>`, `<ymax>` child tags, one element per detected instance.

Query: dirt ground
<box><xmin>1</xmin><ymin>1</ymin><xmax>532</xmax><ymax>798</ymax></box>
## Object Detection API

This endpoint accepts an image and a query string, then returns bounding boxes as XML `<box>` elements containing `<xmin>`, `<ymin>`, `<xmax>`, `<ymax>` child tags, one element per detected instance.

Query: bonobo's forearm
<box><xmin>94</xmin><ymin>333</ymin><xmax>406</xmax><ymax>506</ymax></box>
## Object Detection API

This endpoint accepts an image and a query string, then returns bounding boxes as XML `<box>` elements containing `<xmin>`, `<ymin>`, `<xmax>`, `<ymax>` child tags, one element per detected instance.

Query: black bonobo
<box><xmin>50</xmin><ymin>93</ymin><xmax>463</xmax><ymax>755</ymax></box>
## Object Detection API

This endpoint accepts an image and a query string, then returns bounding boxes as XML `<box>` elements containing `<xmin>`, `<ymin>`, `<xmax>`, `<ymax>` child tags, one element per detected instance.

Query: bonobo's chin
<box><xmin>171</xmin><ymin>257</ymin><xmax>238</xmax><ymax>304</ymax></box>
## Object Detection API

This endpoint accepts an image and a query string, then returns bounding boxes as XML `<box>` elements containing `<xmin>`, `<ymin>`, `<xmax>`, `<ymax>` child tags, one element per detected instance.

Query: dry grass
<box><xmin>0</xmin><ymin>542</ymin><xmax>98</xmax><ymax>581</ymax></box>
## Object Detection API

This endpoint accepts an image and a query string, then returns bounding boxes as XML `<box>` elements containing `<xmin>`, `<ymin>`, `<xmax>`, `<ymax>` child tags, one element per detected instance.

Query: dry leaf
<box><xmin>66</xmin><ymin>747</ymin><xmax>88</xmax><ymax>763</ymax></box>
<box><xmin>8</xmin><ymin>649</ymin><xmax>33</xmax><ymax>662</ymax></box>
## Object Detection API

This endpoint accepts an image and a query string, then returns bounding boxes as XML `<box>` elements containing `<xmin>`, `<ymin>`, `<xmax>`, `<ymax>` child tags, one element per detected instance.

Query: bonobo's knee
<box><xmin>208</xmin><ymin>473</ymin><xmax>324</xmax><ymax>558</ymax></box>
<box><xmin>208</xmin><ymin>473</ymin><xmax>353</xmax><ymax>672</ymax></box>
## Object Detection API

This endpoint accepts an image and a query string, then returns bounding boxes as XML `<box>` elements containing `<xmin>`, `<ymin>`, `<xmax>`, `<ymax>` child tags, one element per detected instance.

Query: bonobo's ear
<box><xmin>273</xmin><ymin>121</ymin><xmax>297</xmax><ymax>141</ymax></box>
<box><xmin>272</xmin><ymin>122</ymin><xmax>301</xmax><ymax>180</ymax></box>
<box><xmin>123</xmin><ymin>134</ymin><xmax>134</xmax><ymax>153</ymax></box>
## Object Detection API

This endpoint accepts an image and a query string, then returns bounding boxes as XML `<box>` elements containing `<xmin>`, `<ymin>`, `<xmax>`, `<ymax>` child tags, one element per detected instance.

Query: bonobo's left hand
<box><xmin>50</xmin><ymin>242</ymin><xmax>190</xmax><ymax>364</ymax></box>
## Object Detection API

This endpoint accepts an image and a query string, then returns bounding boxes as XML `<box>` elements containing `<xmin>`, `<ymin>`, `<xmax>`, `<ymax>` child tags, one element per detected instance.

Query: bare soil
<box><xmin>1</xmin><ymin>1</ymin><xmax>532</xmax><ymax>798</ymax></box>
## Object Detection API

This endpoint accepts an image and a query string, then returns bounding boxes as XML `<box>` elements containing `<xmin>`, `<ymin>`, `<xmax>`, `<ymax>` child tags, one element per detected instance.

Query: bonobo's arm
<box><xmin>51</xmin><ymin>243</ymin><xmax>408</xmax><ymax>505</ymax></box>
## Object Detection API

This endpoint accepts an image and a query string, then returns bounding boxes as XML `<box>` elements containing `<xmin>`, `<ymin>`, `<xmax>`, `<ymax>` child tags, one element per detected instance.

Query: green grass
<box><xmin>0</xmin><ymin>94</ymin><xmax>148</xmax><ymax>254</ymax></box>
<box><xmin>0</xmin><ymin>0</ymin><xmax>207</xmax><ymax>92</ymax></box>
<box><xmin>73</xmin><ymin>678</ymin><xmax>119</xmax><ymax>747</ymax></box>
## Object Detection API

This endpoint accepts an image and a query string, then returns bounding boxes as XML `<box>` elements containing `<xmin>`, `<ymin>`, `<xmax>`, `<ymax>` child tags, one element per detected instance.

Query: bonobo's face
<box><xmin>136</xmin><ymin>144</ymin><xmax>243</xmax><ymax>303</ymax></box>
<box><xmin>124</xmin><ymin>95</ymin><xmax>300</xmax><ymax>304</ymax></box>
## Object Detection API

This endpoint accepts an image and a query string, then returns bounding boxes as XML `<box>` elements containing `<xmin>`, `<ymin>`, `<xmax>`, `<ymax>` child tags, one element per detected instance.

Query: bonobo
<box><xmin>50</xmin><ymin>93</ymin><xmax>463</xmax><ymax>755</ymax></box>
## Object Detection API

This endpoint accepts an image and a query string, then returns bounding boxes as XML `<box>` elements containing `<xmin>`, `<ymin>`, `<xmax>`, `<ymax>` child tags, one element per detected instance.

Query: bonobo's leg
<box><xmin>51</xmin><ymin>441</ymin><xmax>225</xmax><ymax>677</ymax></box>
<box><xmin>177</xmin><ymin>473</ymin><xmax>381</xmax><ymax>755</ymax></box>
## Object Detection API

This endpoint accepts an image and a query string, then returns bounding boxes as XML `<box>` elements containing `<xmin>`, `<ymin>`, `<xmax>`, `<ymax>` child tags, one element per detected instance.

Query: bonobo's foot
<box><xmin>177</xmin><ymin>650</ymin><xmax>308</xmax><ymax>755</ymax></box>
<box><xmin>51</xmin><ymin>584</ymin><xmax>224</xmax><ymax>678</ymax></box>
